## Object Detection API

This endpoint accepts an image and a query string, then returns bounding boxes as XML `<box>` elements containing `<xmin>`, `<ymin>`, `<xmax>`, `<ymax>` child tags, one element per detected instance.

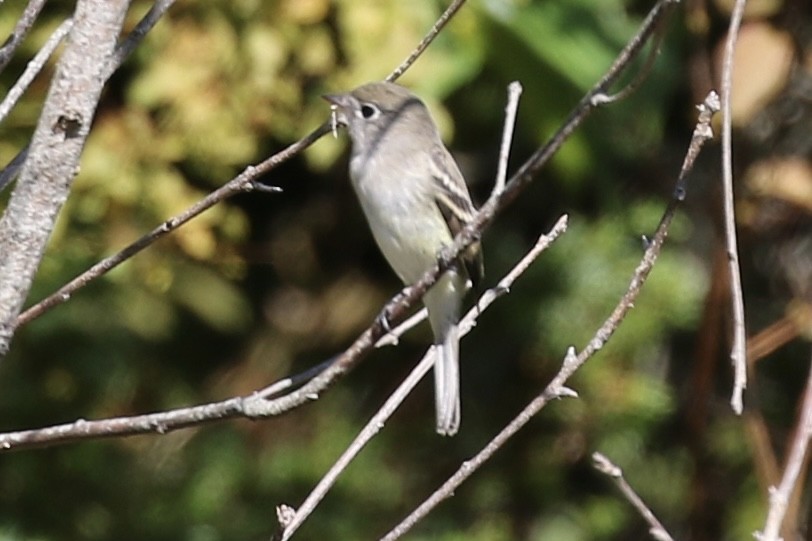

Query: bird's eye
<box><xmin>359</xmin><ymin>103</ymin><xmax>379</xmax><ymax>119</ymax></box>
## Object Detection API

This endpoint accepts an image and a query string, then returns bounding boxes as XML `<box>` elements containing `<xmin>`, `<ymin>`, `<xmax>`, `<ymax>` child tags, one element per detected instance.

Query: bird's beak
<box><xmin>322</xmin><ymin>93</ymin><xmax>348</xmax><ymax>107</ymax></box>
<box><xmin>322</xmin><ymin>93</ymin><xmax>351</xmax><ymax>128</ymax></box>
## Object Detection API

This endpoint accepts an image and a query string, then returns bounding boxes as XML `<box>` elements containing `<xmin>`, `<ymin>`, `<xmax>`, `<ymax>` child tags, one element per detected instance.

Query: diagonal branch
<box><xmin>385</xmin><ymin>0</ymin><xmax>467</xmax><ymax>82</ymax></box>
<box><xmin>272</xmin><ymin>82</ymin><xmax>544</xmax><ymax>538</ymax></box>
<box><xmin>0</xmin><ymin>218</ymin><xmax>567</xmax><ymax>453</ymax></box>
<box><xmin>1</xmin><ymin>0</ymin><xmax>178</xmax><ymax>193</ymax></box>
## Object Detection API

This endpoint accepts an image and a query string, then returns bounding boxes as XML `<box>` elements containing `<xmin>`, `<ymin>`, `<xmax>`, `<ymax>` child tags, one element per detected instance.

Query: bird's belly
<box><xmin>355</xmin><ymin>181</ymin><xmax>450</xmax><ymax>285</ymax></box>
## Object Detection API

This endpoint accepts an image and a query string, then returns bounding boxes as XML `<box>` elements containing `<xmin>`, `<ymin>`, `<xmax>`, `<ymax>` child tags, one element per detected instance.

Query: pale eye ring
<box><xmin>359</xmin><ymin>103</ymin><xmax>379</xmax><ymax>119</ymax></box>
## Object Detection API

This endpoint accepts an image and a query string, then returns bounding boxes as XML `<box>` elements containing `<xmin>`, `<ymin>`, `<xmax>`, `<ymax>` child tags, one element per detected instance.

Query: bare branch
<box><xmin>380</xmin><ymin>347</ymin><xmax>579</xmax><ymax>541</ymax></box>
<box><xmin>720</xmin><ymin>0</ymin><xmax>748</xmax><ymax>415</ymax></box>
<box><xmin>379</xmin><ymin>90</ymin><xmax>720</xmax><ymax>541</ymax></box>
<box><xmin>13</xmin><ymin>131</ymin><xmax>319</xmax><ymax>329</ymax></box>
<box><xmin>0</xmin><ymin>17</ymin><xmax>74</xmax><ymax>193</ymax></box>
<box><xmin>0</xmin><ymin>0</ymin><xmax>132</xmax><ymax>357</ymax></box>
<box><xmin>755</xmin><ymin>347</ymin><xmax>812</xmax><ymax>541</ymax></box>
<box><xmin>593</xmin><ymin>453</ymin><xmax>675</xmax><ymax>541</ymax></box>
<box><xmin>374</xmin><ymin>308</ymin><xmax>428</xmax><ymax>348</ymax></box>
<box><xmin>0</xmin><ymin>398</ymin><xmax>246</xmax><ymax>451</ymax></box>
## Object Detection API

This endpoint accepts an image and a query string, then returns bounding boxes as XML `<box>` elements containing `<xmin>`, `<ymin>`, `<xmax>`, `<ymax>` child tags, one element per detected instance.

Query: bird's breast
<box><xmin>349</xmin><ymin>154</ymin><xmax>452</xmax><ymax>284</ymax></box>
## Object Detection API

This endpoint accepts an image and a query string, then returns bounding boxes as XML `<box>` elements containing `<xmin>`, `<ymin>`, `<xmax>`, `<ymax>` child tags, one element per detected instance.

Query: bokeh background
<box><xmin>1</xmin><ymin>0</ymin><xmax>811</xmax><ymax>539</ymax></box>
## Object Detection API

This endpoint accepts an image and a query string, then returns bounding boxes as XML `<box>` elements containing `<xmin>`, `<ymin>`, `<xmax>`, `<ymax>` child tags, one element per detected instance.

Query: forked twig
<box><xmin>591</xmin><ymin>1</ymin><xmax>672</xmax><ymax>106</ymax></box>
<box><xmin>0</xmin><ymin>0</ymin><xmax>477</xmax><ymax>450</ymax></box>
<box><xmin>241</xmin><ymin>0</ymin><xmax>681</xmax><ymax>423</ymax></box>
<box><xmin>0</xmin><ymin>0</ymin><xmax>685</xmax><ymax>457</ymax></box>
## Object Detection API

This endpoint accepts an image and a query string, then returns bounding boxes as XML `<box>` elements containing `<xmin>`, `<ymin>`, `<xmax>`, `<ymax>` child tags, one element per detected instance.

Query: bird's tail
<box><xmin>425</xmin><ymin>272</ymin><xmax>464</xmax><ymax>436</ymax></box>
<box><xmin>434</xmin><ymin>324</ymin><xmax>460</xmax><ymax>436</ymax></box>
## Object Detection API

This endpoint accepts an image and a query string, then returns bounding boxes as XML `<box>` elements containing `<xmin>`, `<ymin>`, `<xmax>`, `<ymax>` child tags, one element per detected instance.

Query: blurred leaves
<box><xmin>1</xmin><ymin>0</ymin><xmax>809</xmax><ymax>540</ymax></box>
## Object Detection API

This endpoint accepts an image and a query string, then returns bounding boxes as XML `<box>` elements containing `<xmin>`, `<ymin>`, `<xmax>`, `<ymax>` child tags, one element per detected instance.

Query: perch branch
<box><xmin>275</xmin><ymin>217</ymin><xmax>568</xmax><ymax>541</ymax></box>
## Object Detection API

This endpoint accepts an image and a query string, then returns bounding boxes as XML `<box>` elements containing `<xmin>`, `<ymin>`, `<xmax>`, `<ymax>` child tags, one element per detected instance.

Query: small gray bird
<box><xmin>324</xmin><ymin>81</ymin><xmax>483</xmax><ymax>436</ymax></box>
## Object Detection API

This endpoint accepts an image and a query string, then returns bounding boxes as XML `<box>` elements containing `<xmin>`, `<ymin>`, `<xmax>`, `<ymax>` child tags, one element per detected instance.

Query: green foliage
<box><xmin>0</xmin><ymin>0</ymin><xmax>782</xmax><ymax>539</ymax></box>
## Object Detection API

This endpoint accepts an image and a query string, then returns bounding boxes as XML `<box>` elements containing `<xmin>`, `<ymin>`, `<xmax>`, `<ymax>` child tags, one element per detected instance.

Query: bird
<box><xmin>324</xmin><ymin>81</ymin><xmax>483</xmax><ymax>436</ymax></box>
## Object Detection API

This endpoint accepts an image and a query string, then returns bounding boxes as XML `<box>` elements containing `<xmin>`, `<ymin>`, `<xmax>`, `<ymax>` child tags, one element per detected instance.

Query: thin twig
<box><xmin>274</xmin><ymin>216</ymin><xmax>568</xmax><ymax>541</ymax></box>
<box><xmin>0</xmin><ymin>0</ymin><xmax>48</xmax><ymax>73</ymax></box>
<box><xmin>379</xmin><ymin>91</ymin><xmax>720</xmax><ymax>541</ymax></box>
<box><xmin>260</xmin><ymin>312</ymin><xmax>431</xmax><ymax>400</ymax></box>
<box><xmin>755</xmin><ymin>347</ymin><xmax>812</xmax><ymax>541</ymax></box>
<box><xmin>592</xmin><ymin>453</ymin><xmax>675</xmax><ymax>541</ymax></box>
<box><xmin>380</xmin><ymin>347</ymin><xmax>579</xmax><ymax>541</ymax></box>
<box><xmin>385</xmin><ymin>0</ymin><xmax>467</xmax><ymax>82</ymax></box>
<box><xmin>720</xmin><ymin>0</ymin><xmax>748</xmax><ymax>415</ymax></box>
<box><xmin>0</xmin><ymin>0</ymin><xmax>477</xmax><ymax>449</ymax></box>
<box><xmin>0</xmin><ymin>19</ymin><xmax>74</xmax><ymax>124</ymax></box>
<box><xmin>494</xmin><ymin>82</ymin><xmax>522</xmax><ymax>194</ymax></box>
<box><xmin>0</xmin><ymin>398</ymin><xmax>247</xmax><ymax>451</ymax></box>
